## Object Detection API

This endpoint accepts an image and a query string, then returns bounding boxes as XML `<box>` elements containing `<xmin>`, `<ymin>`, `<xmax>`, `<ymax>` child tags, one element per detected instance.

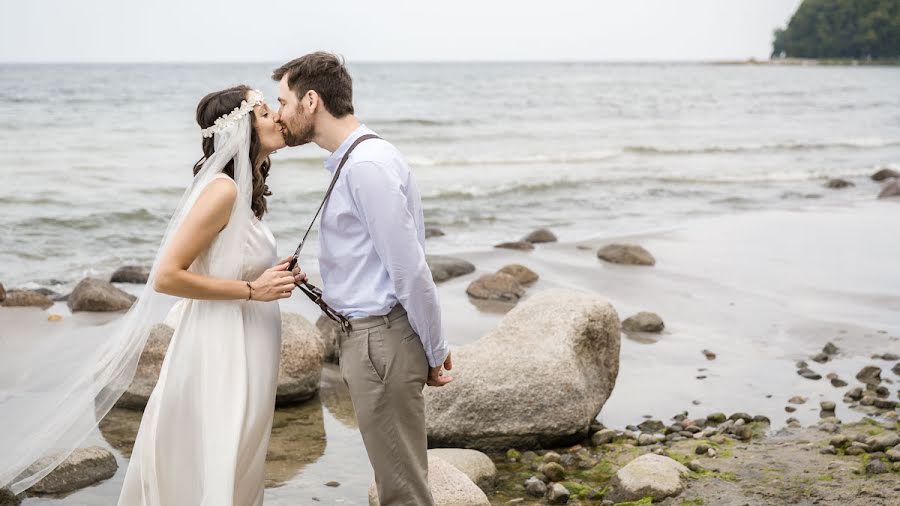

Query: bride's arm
<box><xmin>153</xmin><ymin>178</ymin><xmax>294</xmax><ymax>301</ymax></box>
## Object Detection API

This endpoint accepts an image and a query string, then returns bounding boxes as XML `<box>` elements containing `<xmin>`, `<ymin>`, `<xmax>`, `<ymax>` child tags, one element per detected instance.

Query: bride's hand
<box><xmin>249</xmin><ymin>262</ymin><xmax>296</xmax><ymax>301</ymax></box>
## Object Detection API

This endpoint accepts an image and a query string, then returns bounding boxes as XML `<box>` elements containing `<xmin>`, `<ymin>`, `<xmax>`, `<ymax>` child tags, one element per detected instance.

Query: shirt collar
<box><xmin>324</xmin><ymin>124</ymin><xmax>372</xmax><ymax>174</ymax></box>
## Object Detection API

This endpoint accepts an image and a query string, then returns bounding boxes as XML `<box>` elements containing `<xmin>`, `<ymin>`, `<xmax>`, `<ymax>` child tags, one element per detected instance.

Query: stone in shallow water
<box><xmin>368</xmin><ymin>456</ymin><xmax>489</xmax><ymax>506</ymax></box>
<box><xmin>428</xmin><ymin>448</ymin><xmax>497</xmax><ymax>491</ymax></box>
<box><xmin>872</xmin><ymin>168</ymin><xmax>900</xmax><ymax>181</ymax></box>
<box><xmin>276</xmin><ymin>313</ymin><xmax>325</xmax><ymax>406</ymax></box>
<box><xmin>797</xmin><ymin>368</ymin><xmax>822</xmax><ymax>380</ymax></box>
<box><xmin>110</xmin><ymin>265</ymin><xmax>150</xmax><ymax>284</ymax></box>
<box><xmin>465</xmin><ymin>273</ymin><xmax>524</xmax><ymax>302</ymax></box>
<box><xmin>824</xmin><ymin>178</ymin><xmax>854</xmax><ymax>189</ymax></box>
<box><xmin>823</xmin><ymin>342</ymin><xmax>839</xmax><ymax>355</ymax></box>
<box><xmin>494</xmin><ymin>241</ymin><xmax>535</xmax><ymax>251</ymax></box>
<box><xmin>427</xmin><ymin>255</ymin><xmax>476</xmax><ymax>283</ymax></box>
<box><xmin>67</xmin><ymin>278</ymin><xmax>136</xmax><ymax>312</ymax></box>
<box><xmin>497</xmin><ymin>264</ymin><xmax>539</xmax><ymax>285</ymax></box>
<box><xmin>547</xmin><ymin>482</ymin><xmax>570</xmax><ymax>504</ymax></box>
<box><xmin>597</xmin><ymin>243</ymin><xmax>656</xmax><ymax>266</ymax></box>
<box><xmin>522</xmin><ymin>228</ymin><xmax>558</xmax><ymax>244</ymax></box>
<box><xmin>425</xmin><ymin>227</ymin><xmax>445</xmax><ymax>238</ymax></box>
<box><xmin>878</xmin><ymin>179</ymin><xmax>900</xmax><ymax>199</ymax></box>
<box><xmin>622</xmin><ymin>311</ymin><xmax>665</xmax><ymax>333</ymax></box>
<box><xmin>29</xmin><ymin>447</ymin><xmax>117</xmax><ymax>495</ymax></box>
<box><xmin>855</xmin><ymin>365</ymin><xmax>882</xmax><ymax>386</ymax></box>
<box><xmin>524</xmin><ymin>476</ymin><xmax>546</xmax><ymax>497</ymax></box>
<box><xmin>2</xmin><ymin>289</ymin><xmax>53</xmax><ymax>309</ymax></box>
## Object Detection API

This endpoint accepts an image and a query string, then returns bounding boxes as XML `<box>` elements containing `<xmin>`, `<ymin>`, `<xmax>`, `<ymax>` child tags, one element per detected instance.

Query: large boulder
<box><xmin>878</xmin><ymin>179</ymin><xmax>900</xmax><ymax>199</ymax></box>
<box><xmin>116</xmin><ymin>323</ymin><xmax>174</xmax><ymax>410</ymax></box>
<box><xmin>1</xmin><ymin>289</ymin><xmax>53</xmax><ymax>309</ymax></box>
<box><xmin>872</xmin><ymin>168</ymin><xmax>900</xmax><ymax>181</ymax></box>
<box><xmin>67</xmin><ymin>278</ymin><xmax>136</xmax><ymax>312</ymax></box>
<box><xmin>597</xmin><ymin>244</ymin><xmax>656</xmax><ymax>266</ymax></box>
<box><xmin>523</xmin><ymin>228</ymin><xmax>557</xmax><ymax>243</ymax></box>
<box><xmin>0</xmin><ymin>488</ymin><xmax>20</xmax><ymax>506</ymax></box>
<box><xmin>28</xmin><ymin>447</ymin><xmax>118</xmax><ymax>495</ymax></box>
<box><xmin>465</xmin><ymin>273</ymin><xmax>524</xmax><ymax>302</ymax></box>
<box><xmin>497</xmin><ymin>264</ymin><xmax>539</xmax><ymax>285</ymax></box>
<box><xmin>428</xmin><ymin>448</ymin><xmax>497</xmax><ymax>490</ymax></box>
<box><xmin>314</xmin><ymin>315</ymin><xmax>340</xmax><ymax>363</ymax></box>
<box><xmin>427</xmin><ymin>255</ymin><xmax>476</xmax><ymax>283</ymax></box>
<box><xmin>368</xmin><ymin>455</ymin><xmax>489</xmax><ymax>506</ymax></box>
<box><xmin>276</xmin><ymin>312</ymin><xmax>325</xmax><ymax>405</ymax></box>
<box><xmin>606</xmin><ymin>453</ymin><xmax>689</xmax><ymax>503</ymax></box>
<box><xmin>425</xmin><ymin>289</ymin><xmax>620</xmax><ymax>450</ymax></box>
<box><xmin>110</xmin><ymin>265</ymin><xmax>150</xmax><ymax>284</ymax></box>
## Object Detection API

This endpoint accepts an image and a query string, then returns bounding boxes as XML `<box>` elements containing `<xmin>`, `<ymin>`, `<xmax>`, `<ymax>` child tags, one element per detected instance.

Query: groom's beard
<box><xmin>282</xmin><ymin>119</ymin><xmax>315</xmax><ymax>147</ymax></box>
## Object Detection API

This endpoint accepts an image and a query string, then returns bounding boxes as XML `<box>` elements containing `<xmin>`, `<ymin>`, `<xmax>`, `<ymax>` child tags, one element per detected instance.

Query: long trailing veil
<box><xmin>0</xmin><ymin>91</ymin><xmax>261</xmax><ymax>495</ymax></box>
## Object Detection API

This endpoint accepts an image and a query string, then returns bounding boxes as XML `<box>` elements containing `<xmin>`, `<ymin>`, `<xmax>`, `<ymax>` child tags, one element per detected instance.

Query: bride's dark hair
<box><xmin>193</xmin><ymin>85</ymin><xmax>271</xmax><ymax>219</ymax></box>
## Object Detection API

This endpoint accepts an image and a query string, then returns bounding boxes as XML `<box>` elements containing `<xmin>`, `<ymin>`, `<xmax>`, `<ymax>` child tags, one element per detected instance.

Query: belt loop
<box><xmin>382</xmin><ymin>315</ymin><xmax>391</xmax><ymax>329</ymax></box>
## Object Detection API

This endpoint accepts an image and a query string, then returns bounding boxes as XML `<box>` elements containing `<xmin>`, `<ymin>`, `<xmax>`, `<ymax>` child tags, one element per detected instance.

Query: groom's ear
<box><xmin>304</xmin><ymin>90</ymin><xmax>320</xmax><ymax>114</ymax></box>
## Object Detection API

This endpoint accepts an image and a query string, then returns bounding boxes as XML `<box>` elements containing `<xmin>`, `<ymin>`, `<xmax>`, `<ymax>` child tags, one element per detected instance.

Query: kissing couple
<box><xmin>0</xmin><ymin>52</ymin><xmax>453</xmax><ymax>506</ymax></box>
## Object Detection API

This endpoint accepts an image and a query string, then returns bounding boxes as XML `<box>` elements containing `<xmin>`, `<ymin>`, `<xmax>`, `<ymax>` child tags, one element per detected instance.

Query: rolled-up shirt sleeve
<box><xmin>346</xmin><ymin>161</ymin><xmax>449</xmax><ymax>368</ymax></box>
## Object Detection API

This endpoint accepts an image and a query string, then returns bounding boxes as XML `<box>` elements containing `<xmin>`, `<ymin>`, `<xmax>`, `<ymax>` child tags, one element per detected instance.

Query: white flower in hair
<box><xmin>200</xmin><ymin>89</ymin><xmax>265</xmax><ymax>138</ymax></box>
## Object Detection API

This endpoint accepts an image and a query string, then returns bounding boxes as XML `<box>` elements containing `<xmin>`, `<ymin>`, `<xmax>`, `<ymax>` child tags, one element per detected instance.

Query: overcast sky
<box><xmin>2</xmin><ymin>0</ymin><xmax>803</xmax><ymax>63</ymax></box>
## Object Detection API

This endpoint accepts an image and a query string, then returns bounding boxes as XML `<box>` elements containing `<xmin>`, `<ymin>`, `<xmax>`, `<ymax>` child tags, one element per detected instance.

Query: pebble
<box><xmin>865</xmin><ymin>460</ymin><xmax>889</xmax><ymax>475</ymax></box>
<box><xmin>830</xmin><ymin>378</ymin><xmax>848</xmax><ymax>387</ymax></box>
<box><xmin>324</xmin><ymin>481</ymin><xmax>340</xmax><ymax>487</ymax></box>
<box><xmin>811</xmin><ymin>352</ymin><xmax>830</xmax><ymax>363</ymax></box>
<box><xmin>788</xmin><ymin>396</ymin><xmax>807</xmax><ymax>405</ymax></box>
<box><xmin>686</xmin><ymin>460</ymin><xmax>704</xmax><ymax>472</ymax></box>
<box><xmin>785</xmin><ymin>406</ymin><xmax>797</xmax><ymax>413</ymax></box>
<box><xmin>707</xmin><ymin>412</ymin><xmax>726</xmax><ymax>424</ymax></box>
<box><xmin>546</xmin><ymin>482</ymin><xmax>570</xmax><ymax>504</ymax></box>
<box><xmin>702</xmin><ymin>349</ymin><xmax>716</xmax><ymax>360</ymax></box>
<box><xmin>819</xmin><ymin>446</ymin><xmax>836</xmax><ymax>455</ymax></box>
<box><xmin>797</xmin><ymin>368</ymin><xmax>822</xmax><ymax>380</ymax></box>
<box><xmin>823</xmin><ymin>342</ymin><xmax>839</xmax><ymax>355</ymax></box>
<box><xmin>591</xmin><ymin>429</ymin><xmax>617</xmax><ymax>446</ymax></box>
<box><xmin>695</xmin><ymin>444</ymin><xmax>710</xmax><ymax>455</ymax></box>
<box><xmin>542</xmin><ymin>451</ymin><xmax>561</xmax><ymax>463</ymax></box>
<box><xmin>524</xmin><ymin>476</ymin><xmax>546</xmax><ymax>497</ymax></box>
<box><xmin>47</xmin><ymin>314</ymin><xmax>62</xmax><ymax>321</ymax></box>
<box><xmin>845</xmin><ymin>387</ymin><xmax>864</xmax><ymax>401</ymax></box>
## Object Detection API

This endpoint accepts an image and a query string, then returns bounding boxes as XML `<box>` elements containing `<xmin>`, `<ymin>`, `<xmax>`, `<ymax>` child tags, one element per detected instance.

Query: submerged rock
<box><xmin>872</xmin><ymin>168</ymin><xmax>900</xmax><ymax>181</ymax></box>
<box><xmin>824</xmin><ymin>178</ymin><xmax>854</xmax><ymax>189</ymax></box>
<box><xmin>465</xmin><ymin>273</ymin><xmax>524</xmax><ymax>302</ymax></box>
<box><xmin>29</xmin><ymin>447</ymin><xmax>117</xmax><ymax>494</ymax></box>
<box><xmin>276</xmin><ymin>312</ymin><xmax>325</xmax><ymax>405</ymax></box>
<box><xmin>494</xmin><ymin>241</ymin><xmax>535</xmax><ymax>251</ymax></box>
<box><xmin>522</xmin><ymin>228</ymin><xmax>558</xmax><ymax>244</ymax></box>
<box><xmin>67</xmin><ymin>278</ymin><xmax>136</xmax><ymax>312</ymax></box>
<box><xmin>855</xmin><ymin>365</ymin><xmax>882</xmax><ymax>386</ymax></box>
<box><xmin>1</xmin><ymin>289</ymin><xmax>53</xmax><ymax>309</ymax></box>
<box><xmin>427</xmin><ymin>255</ymin><xmax>476</xmax><ymax>283</ymax></box>
<box><xmin>425</xmin><ymin>289</ymin><xmax>620</xmax><ymax>450</ymax></box>
<box><xmin>110</xmin><ymin>265</ymin><xmax>150</xmax><ymax>284</ymax></box>
<box><xmin>878</xmin><ymin>179</ymin><xmax>900</xmax><ymax>199</ymax></box>
<box><xmin>606</xmin><ymin>453</ymin><xmax>689</xmax><ymax>503</ymax></box>
<box><xmin>622</xmin><ymin>311</ymin><xmax>665</xmax><ymax>333</ymax></box>
<box><xmin>597</xmin><ymin>244</ymin><xmax>656</xmax><ymax>266</ymax></box>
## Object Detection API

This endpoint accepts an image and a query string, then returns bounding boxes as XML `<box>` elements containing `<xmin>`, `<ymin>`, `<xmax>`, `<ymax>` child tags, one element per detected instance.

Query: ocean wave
<box><xmin>625</xmin><ymin>138</ymin><xmax>900</xmax><ymax>156</ymax></box>
<box><xmin>408</xmin><ymin>150</ymin><xmax>621</xmax><ymax>167</ymax></box>
<box><xmin>16</xmin><ymin>208</ymin><xmax>162</xmax><ymax>230</ymax></box>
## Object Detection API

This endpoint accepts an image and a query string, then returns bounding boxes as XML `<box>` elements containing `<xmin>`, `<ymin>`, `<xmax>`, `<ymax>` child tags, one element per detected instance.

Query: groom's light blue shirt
<box><xmin>317</xmin><ymin>124</ymin><xmax>449</xmax><ymax>368</ymax></box>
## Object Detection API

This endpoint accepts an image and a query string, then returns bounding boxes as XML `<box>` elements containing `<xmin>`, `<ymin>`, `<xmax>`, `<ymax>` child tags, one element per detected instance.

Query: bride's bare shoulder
<box><xmin>197</xmin><ymin>176</ymin><xmax>237</xmax><ymax>211</ymax></box>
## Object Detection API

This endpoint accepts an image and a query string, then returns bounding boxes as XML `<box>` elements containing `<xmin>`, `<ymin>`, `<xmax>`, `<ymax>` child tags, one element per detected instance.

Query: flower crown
<box><xmin>200</xmin><ymin>89</ymin><xmax>265</xmax><ymax>138</ymax></box>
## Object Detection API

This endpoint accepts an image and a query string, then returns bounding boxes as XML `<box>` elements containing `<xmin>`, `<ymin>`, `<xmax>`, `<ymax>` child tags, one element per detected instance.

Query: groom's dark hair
<box><xmin>272</xmin><ymin>52</ymin><xmax>354</xmax><ymax>118</ymax></box>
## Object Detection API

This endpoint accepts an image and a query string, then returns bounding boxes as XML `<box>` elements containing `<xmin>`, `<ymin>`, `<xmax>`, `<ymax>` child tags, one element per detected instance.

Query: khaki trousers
<box><xmin>338</xmin><ymin>305</ymin><xmax>434</xmax><ymax>506</ymax></box>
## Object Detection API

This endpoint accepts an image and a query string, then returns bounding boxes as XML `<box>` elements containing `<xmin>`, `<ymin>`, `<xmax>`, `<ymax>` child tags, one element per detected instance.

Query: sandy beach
<box><xmin>3</xmin><ymin>198</ymin><xmax>898</xmax><ymax>504</ymax></box>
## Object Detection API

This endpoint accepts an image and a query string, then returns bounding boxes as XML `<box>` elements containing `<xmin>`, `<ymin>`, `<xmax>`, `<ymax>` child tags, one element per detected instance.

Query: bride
<box><xmin>0</xmin><ymin>85</ymin><xmax>301</xmax><ymax>506</ymax></box>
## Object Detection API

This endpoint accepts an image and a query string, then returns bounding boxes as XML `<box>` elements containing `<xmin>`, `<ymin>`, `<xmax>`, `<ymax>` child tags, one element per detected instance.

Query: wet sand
<box><xmin>4</xmin><ymin>200</ymin><xmax>899</xmax><ymax>504</ymax></box>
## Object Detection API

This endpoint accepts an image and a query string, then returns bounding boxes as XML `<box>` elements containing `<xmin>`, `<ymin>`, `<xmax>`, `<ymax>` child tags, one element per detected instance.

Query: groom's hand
<box><xmin>278</xmin><ymin>256</ymin><xmax>308</xmax><ymax>284</ymax></box>
<box><xmin>427</xmin><ymin>352</ymin><xmax>453</xmax><ymax>387</ymax></box>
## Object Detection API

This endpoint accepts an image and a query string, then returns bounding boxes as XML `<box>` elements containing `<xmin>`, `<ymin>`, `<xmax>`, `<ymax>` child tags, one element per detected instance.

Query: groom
<box><xmin>272</xmin><ymin>52</ymin><xmax>453</xmax><ymax>505</ymax></box>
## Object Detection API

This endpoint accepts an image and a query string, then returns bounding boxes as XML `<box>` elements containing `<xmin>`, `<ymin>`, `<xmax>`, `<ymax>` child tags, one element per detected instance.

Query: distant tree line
<box><xmin>772</xmin><ymin>0</ymin><xmax>900</xmax><ymax>58</ymax></box>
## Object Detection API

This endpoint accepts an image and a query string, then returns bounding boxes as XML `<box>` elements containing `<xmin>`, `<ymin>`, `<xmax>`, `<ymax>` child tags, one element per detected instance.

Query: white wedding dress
<box><xmin>118</xmin><ymin>175</ymin><xmax>282</xmax><ymax>506</ymax></box>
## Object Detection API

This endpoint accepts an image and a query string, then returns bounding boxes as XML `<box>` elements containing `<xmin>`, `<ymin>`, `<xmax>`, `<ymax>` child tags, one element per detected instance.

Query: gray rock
<box><xmin>425</xmin><ymin>227</ymin><xmax>445</xmax><ymax>239</ymax></box>
<box><xmin>465</xmin><ymin>273</ymin><xmax>525</xmax><ymax>302</ymax></box>
<box><xmin>0</xmin><ymin>282</ymin><xmax>5</xmax><ymax>303</ymax></box>
<box><xmin>846</xmin><ymin>387</ymin><xmax>864</xmax><ymax>400</ymax></box>
<box><xmin>866</xmin><ymin>432</ymin><xmax>900</xmax><ymax>452</ymax></box>
<box><xmin>115</xmin><ymin>323</ymin><xmax>174</xmax><ymax>409</ymax></box>
<box><xmin>497</xmin><ymin>264</ymin><xmax>539</xmax><ymax>285</ymax></box>
<box><xmin>820</xmin><ymin>401</ymin><xmax>836</xmax><ymax>412</ymax></box>
<box><xmin>427</xmin><ymin>448</ymin><xmax>497</xmax><ymax>491</ymax></box>
<box><xmin>878</xmin><ymin>353</ymin><xmax>899</xmax><ymax>361</ymax></box>
<box><xmin>825</xmin><ymin>178</ymin><xmax>854</xmax><ymax>189</ymax></box>
<box><xmin>831</xmin><ymin>378</ymin><xmax>848</xmax><ymax>387</ymax></box>
<box><xmin>878</xmin><ymin>179</ymin><xmax>900</xmax><ymax>199</ymax></box>
<box><xmin>798</xmin><ymin>368</ymin><xmax>821</xmax><ymax>380</ymax></box>
<box><xmin>893</xmin><ymin>362</ymin><xmax>900</xmax><ymax>376</ymax></box>
<box><xmin>110</xmin><ymin>265</ymin><xmax>150</xmax><ymax>284</ymax></box>
<box><xmin>636</xmin><ymin>433</ymin><xmax>655</xmax><ymax>446</ymax></box>
<box><xmin>425</xmin><ymin>289</ymin><xmax>620</xmax><ymax>450</ymax></box>
<box><xmin>1</xmin><ymin>289</ymin><xmax>53</xmax><ymax>309</ymax></box>
<box><xmin>276</xmin><ymin>313</ymin><xmax>325</xmax><ymax>405</ymax></box>
<box><xmin>622</xmin><ymin>311</ymin><xmax>664</xmax><ymax>333</ymax></box>
<box><xmin>606</xmin><ymin>453</ymin><xmax>689</xmax><ymax>503</ymax></box>
<box><xmin>522</xmin><ymin>228</ymin><xmax>558</xmax><ymax>244</ymax></box>
<box><xmin>823</xmin><ymin>342</ymin><xmax>839</xmax><ymax>355</ymax></box>
<box><xmin>872</xmin><ymin>168</ymin><xmax>900</xmax><ymax>181</ymax></box>
<box><xmin>706</xmin><ymin>412</ymin><xmax>726</xmax><ymax>424</ymax></box>
<box><xmin>856</xmin><ymin>365</ymin><xmax>882</xmax><ymax>386</ymax></box>
<box><xmin>541</xmin><ymin>462</ymin><xmax>566</xmax><ymax>482</ymax></box>
<box><xmin>67</xmin><ymin>278</ymin><xmax>136</xmax><ymax>312</ymax></box>
<box><xmin>874</xmin><ymin>399</ymin><xmax>897</xmax><ymax>409</ymax></box>
<box><xmin>368</xmin><ymin>455</ymin><xmax>489</xmax><ymax>506</ymax></box>
<box><xmin>314</xmin><ymin>315</ymin><xmax>340</xmax><ymax>363</ymax></box>
<box><xmin>637</xmin><ymin>420</ymin><xmax>665</xmax><ymax>433</ymax></box>
<box><xmin>524</xmin><ymin>476</ymin><xmax>546</xmax><ymax>497</ymax></box>
<box><xmin>811</xmin><ymin>352</ymin><xmax>830</xmax><ymax>363</ymax></box>
<box><xmin>820</xmin><ymin>446</ymin><xmax>836</xmax><ymax>455</ymax></box>
<box><xmin>29</xmin><ymin>447</ymin><xmax>117</xmax><ymax>494</ymax></box>
<box><xmin>702</xmin><ymin>349</ymin><xmax>716</xmax><ymax>360</ymax></box>
<box><xmin>591</xmin><ymin>428</ymin><xmax>617</xmax><ymax>446</ymax></box>
<box><xmin>597</xmin><ymin>244</ymin><xmax>656</xmax><ymax>266</ymax></box>
<box><xmin>546</xmin><ymin>482</ymin><xmax>570</xmax><ymax>504</ymax></box>
<box><xmin>427</xmin><ymin>255</ymin><xmax>476</xmax><ymax>283</ymax></box>
<box><xmin>0</xmin><ymin>489</ymin><xmax>20</xmax><ymax>506</ymax></box>
<box><xmin>494</xmin><ymin>241</ymin><xmax>535</xmax><ymax>252</ymax></box>
<box><xmin>788</xmin><ymin>396</ymin><xmax>807</xmax><ymax>405</ymax></box>
<box><xmin>865</xmin><ymin>459</ymin><xmax>889</xmax><ymax>475</ymax></box>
